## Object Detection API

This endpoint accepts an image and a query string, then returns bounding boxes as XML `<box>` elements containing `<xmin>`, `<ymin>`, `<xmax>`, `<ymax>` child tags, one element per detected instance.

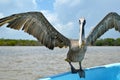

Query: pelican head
<box><xmin>79</xmin><ymin>17</ymin><xmax>86</xmax><ymax>26</ymax></box>
<box><xmin>79</xmin><ymin>17</ymin><xmax>86</xmax><ymax>48</ymax></box>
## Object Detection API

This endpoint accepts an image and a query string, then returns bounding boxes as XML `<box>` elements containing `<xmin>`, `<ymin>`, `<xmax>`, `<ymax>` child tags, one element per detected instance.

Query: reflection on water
<box><xmin>0</xmin><ymin>46</ymin><xmax>120</xmax><ymax>80</ymax></box>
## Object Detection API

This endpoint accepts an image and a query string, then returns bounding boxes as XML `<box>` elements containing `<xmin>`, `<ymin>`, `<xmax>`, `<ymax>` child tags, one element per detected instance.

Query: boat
<box><xmin>38</xmin><ymin>63</ymin><xmax>120</xmax><ymax>80</ymax></box>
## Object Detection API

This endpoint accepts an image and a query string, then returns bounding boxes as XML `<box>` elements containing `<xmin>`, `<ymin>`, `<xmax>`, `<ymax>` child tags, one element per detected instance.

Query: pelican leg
<box><xmin>69</xmin><ymin>62</ymin><xmax>78</xmax><ymax>73</ymax></box>
<box><xmin>78</xmin><ymin>62</ymin><xmax>85</xmax><ymax>78</ymax></box>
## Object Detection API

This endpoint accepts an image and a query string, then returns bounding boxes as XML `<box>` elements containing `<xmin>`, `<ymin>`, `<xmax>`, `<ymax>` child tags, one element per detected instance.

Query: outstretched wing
<box><xmin>86</xmin><ymin>12</ymin><xmax>120</xmax><ymax>45</ymax></box>
<box><xmin>0</xmin><ymin>12</ymin><xmax>70</xmax><ymax>49</ymax></box>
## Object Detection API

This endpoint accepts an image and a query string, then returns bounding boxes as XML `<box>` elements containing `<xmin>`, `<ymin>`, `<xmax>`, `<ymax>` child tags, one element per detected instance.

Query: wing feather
<box><xmin>86</xmin><ymin>12</ymin><xmax>120</xmax><ymax>45</ymax></box>
<box><xmin>0</xmin><ymin>12</ymin><xmax>70</xmax><ymax>49</ymax></box>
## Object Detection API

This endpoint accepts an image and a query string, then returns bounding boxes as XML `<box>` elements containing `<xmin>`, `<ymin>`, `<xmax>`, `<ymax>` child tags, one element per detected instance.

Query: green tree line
<box><xmin>0</xmin><ymin>38</ymin><xmax>120</xmax><ymax>46</ymax></box>
<box><xmin>93</xmin><ymin>38</ymin><xmax>120</xmax><ymax>46</ymax></box>
<box><xmin>0</xmin><ymin>39</ymin><xmax>42</xmax><ymax>46</ymax></box>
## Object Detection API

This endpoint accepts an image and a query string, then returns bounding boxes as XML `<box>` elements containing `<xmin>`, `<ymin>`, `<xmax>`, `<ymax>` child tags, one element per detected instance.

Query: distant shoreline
<box><xmin>0</xmin><ymin>38</ymin><xmax>120</xmax><ymax>46</ymax></box>
<box><xmin>0</xmin><ymin>39</ymin><xmax>42</xmax><ymax>46</ymax></box>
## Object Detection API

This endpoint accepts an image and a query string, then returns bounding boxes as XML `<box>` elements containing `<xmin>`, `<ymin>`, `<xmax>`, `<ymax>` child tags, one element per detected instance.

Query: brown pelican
<box><xmin>0</xmin><ymin>12</ymin><xmax>120</xmax><ymax>78</ymax></box>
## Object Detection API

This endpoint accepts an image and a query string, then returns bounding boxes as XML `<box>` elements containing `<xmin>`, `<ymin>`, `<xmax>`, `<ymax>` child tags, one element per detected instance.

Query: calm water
<box><xmin>0</xmin><ymin>46</ymin><xmax>120</xmax><ymax>80</ymax></box>
<box><xmin>0</xmin><ymin>46</ymin><xmax>120</xmax><ymax>55</ymax></box>
<box><xmin>0</xmin><ymin>46</ymin><xmax>68</xmax><ymax>55</ymax></box>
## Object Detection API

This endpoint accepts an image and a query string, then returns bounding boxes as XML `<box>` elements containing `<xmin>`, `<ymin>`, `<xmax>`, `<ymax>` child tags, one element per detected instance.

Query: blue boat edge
<box><xmin>38</xmin><ymin>63</ymin><xmax>120</xmax><ymax>80</ymax></box>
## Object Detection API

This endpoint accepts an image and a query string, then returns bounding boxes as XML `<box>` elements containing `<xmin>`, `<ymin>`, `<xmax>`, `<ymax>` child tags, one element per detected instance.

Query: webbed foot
<box><xmin>69</xmin><ymin>62</ymin><xmax>78</xmax><ymax>73</ymax></box>
<box><xmin>78</xmin><ymin>62</ymin><xmax>85</xmax><ymax>78</ymax></box>
<box><xmin>78</xmin><ymin>69</ymin><xmax>85</xmax><ymax>78</ymax></box>
<box><xmin>71</xmin><ymin>66</ymin><xmax>79</xmax><ymax>73</ymax></box>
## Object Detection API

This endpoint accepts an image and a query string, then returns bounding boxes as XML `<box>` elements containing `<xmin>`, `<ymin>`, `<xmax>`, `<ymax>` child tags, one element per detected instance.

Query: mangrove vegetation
<box><xmin>0</xmin><ymin>38</ymin><xmax>120</xmax><ymax>46</ymax></box>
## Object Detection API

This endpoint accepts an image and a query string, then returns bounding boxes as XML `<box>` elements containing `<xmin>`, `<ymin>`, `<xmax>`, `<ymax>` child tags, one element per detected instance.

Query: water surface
<box><xmin>0</xmin><ymin>46</ymin><xmax>120</xmax><ymax>80</ymax></box>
